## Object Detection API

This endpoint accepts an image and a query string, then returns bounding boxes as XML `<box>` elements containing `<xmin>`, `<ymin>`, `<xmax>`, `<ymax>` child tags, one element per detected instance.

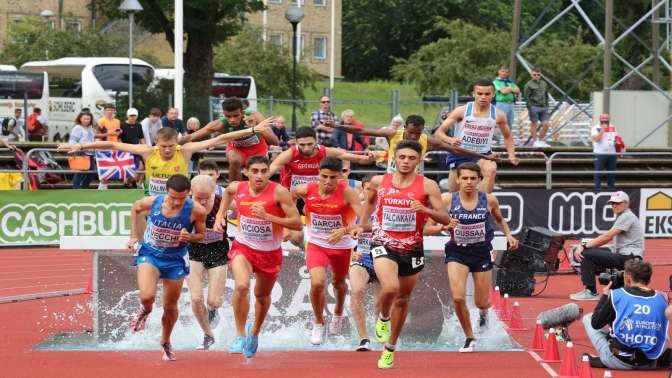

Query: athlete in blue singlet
<box><xmin>441</xmin><ymin>162</ymin><xmax>518</xmax><ymax>353</ymax></box>
<box><xmin>127</xmin><ymin>174</ymin><xmax>206</xmax><ymax>361</ymax></box>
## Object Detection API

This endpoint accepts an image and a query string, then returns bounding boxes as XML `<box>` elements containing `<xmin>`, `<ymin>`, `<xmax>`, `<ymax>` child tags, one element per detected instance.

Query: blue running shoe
<box><xmin>243</xmin><ymin>323</ymin><xmax>259</xmax><ymax>358</ymax></box>
<box><xmin>229</xmin><ymin>336</ymin><xmax>245</xmax><ymax>354</ymax></box>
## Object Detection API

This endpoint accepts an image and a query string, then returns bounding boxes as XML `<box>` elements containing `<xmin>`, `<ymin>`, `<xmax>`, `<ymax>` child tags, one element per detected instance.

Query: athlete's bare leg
<box><xmin>349</xmin><ymin>265</ymin><xmax>371</xmax><ymax>339</ymax></box>
<box><xmin>387</xmin><ymin>273</ymin><xmax>420</xmax><ymax>346</ymax></box>
<box><xmin>227</xmin><ymin>148</ymin><xmax>243</xmax><ymax>182</ymax></box>
<box><xmin>447</xmin><ymin>262</ymin><xmax>473</xmax><ymax>338</ymax></box>
<box><xmin>186</xmin><ymin>261</ymin><xmax>211</xmax><ymax>336</ymax></box>
<box><xmin>309</xmin><ymin>266</ymin><xmax>328</xmax><ymax>325</ymax></box>
<box><xmin>160</xmin><ymin>278</ymin><xmax>185</xmax><ymax>344</ymax></box>
<box><xmin>477</xmin><ymin>159</ymin><xmax>497</xmax><ymax>193</ymax></box>
<box><xmin>206</xmin><ymin>265</ymin><xmax>227</xmax><ymax>310</ymax></box>
<box><xmin>231</xmin><ymin>254</ymin><xmax>253</xmax><ymax>337</ymax></box>
<box><xmin>373</xmin><ymin>257</ymin><xmax>399</xmax><ymax>319</ymax></box>
<box><xmin>137</xmin><ymin>263</ymin><xmax>160</xmax><ymax>313</ymax></box>
<box><xmin>332</xmin><ymin>272</ymin><xmax>348</xmax><ymax>317</ymax></box>
<box><xmin>250</xmin><ymin>272</ymin><xmax>277</xmax><ymax>336</ymax></box>
<box><xmin>472</xmin><ymin>270</ymin><xmax>492</xmax><ymax>313</ymax></box>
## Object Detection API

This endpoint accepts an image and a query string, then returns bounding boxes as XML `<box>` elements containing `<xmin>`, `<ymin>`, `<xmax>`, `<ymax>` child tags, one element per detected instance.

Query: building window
<box><xmin>268</xmin><ymin>0</ymin><xmax>282</xmax><ymax>3</ymax></box>
<box><xmin>313</xmin><ymin>36</ymin><xmax>327</xmax><ymax>59</ymax></box>
<box><xmin>290</xmin><ymin>0</ymin><xmax>305</xmax><ymax>5</ymax></box>
<box><xmin>314</xmin><ymin>0</ymin><xmax>326</xmax><ymax>6</ymax></box>
<box><xmin>269</xmin><ymin>33</ymin><xmax>283</xmax><ymax>49</ymax></box>
<box><xmin>66</xmin><ymin>21</ymin><xmax>82</xmax><ymax>33</ymax></box>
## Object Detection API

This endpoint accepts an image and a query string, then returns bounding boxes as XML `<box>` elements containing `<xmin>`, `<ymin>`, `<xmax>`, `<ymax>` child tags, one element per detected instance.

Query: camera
<box><xmin>598</xmin><ymin>269</ymin><xmax>625</xmax><ymax>289</ymax></box>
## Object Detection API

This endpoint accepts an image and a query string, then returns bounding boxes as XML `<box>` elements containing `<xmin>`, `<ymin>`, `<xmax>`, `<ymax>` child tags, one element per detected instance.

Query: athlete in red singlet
<box><xmin>352</xmin><ymin>140</ymin><xmax>452</xmax><ymax>369</ymax></box>
<box><xmin>214</xmin><ymin>155</ymin><xmax>301</xmax><ymax>358</ymax></box>
<box><xmin>292</xmin><ymin>156</ymin><xmax>361</xmax><ymax>345</ymax></box>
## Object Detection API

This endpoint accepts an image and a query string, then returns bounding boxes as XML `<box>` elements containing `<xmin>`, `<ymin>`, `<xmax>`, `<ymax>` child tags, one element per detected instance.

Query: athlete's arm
<box><xmin>326</xmin><ymin>147</ymin><xmax>376</xmax><ymax>165</ymax></box>
<box><xmin>179</xmin><ymin>119</ymin><xmax>224</xmax><ymax>144</ymax></box>
<box><xmin>186</xmin><ymin>202</ymin><xmax>206</xmax><ymax>243</ymax></box>
<box><xmin>327</xmin><ymin>186</ymin><xmax>362</xmax><ymax>244</ymax></box>
<box><xmin>334</xmin><ymin>124</ymin><xmax>395</xmax><ymax>139</ymax></box>
<box><xmin>353</xmin><ymin>175</ymin><xmax>382</xmax><ymax>236</ymax></box>
<box><xmin>427</xmin><ymin>136</ymin><xmax>496</xmax><ymax>161</ymax></box>
<box><xmin>214</xmin><ymin>181</ymin><xmax>239</xmax><ymax>232</ymax></box>
<box><xmin>263</xmin><ymin>185</ymin><xmax>302</xmax><ymax>231</ymax></box>
<box><xmin>128</xmin><ymin>196</ymin><xmax>155</xmax><ymax>250</ymax></box>
<box><xmin>411</xmin><ymin>178</ymin><xmax>452</xmax><ymax>224</ymax></box>
<box><xmin>58</xmin><ymin>141</ymin><xmax>152</xmax><ymax>159</ymax></box>
<box><xmin>487</xmin><ymin>194</ymin><xmax>518</xmax><ymax>250</ymax></box>
<box><xmin>435</xmin><ymin>106</ymin><xmax>466</xmax><ymax>146</ymax></box>
<box><xmin>495</xmin><ymin>110</ymin><xmax>519</xmax><ymax>165</ymax></box>
<box><xmin>259</xmin><ymin>123</ymin><xmax>279</xmax><ymax>146</ymax></box>
<box><xmin>269</xmin><ymin>148</ymin><xmax>293</xmax><ymax>176</ymax></box>
<box><xmin>291</xmin><ymin>184</ymin><xmax>308</xmax><ymax>201</ymax></box>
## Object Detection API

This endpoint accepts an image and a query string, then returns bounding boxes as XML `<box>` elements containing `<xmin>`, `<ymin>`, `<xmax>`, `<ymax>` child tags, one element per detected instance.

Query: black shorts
<box><xmin>189</xmin><ymin>240</ymin><xmax>230</xmax><ymax>269</ymax></box>
<box><xmin>444</xmin><ymin>244</ymin><xmax>493</xmax><ymax>273</ymax></box>
<box><xmin>296</xmin><ymin>198</ymin><xmax>306</xmax><ymax>216</ymax></box>
<box><xmin>370</xmin><ymin>243</ymin><xmax>424</xmax><ymax>277</ymax></box>
<box><xmin>350</xmin><ymin>261</ymin><xmax>378</xmax><ymax>283</ymax></box>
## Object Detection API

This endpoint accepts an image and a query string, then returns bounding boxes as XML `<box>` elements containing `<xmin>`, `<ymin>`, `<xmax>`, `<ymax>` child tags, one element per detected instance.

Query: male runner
<box><xmin>352</xmin><ymin>140</ymin><xmax>452</xmax><ymax>369</ymax></box>
<box><xmin>292</xmin><ymin>156</ymin><xmax>361</xmax><ymax>345</ymax></box>
<box><xmin>198</xmin><ymin>160</ymin><xmax>225</xmax><ymax>196</ymax></box>
<box><xmin>442</xmin><ymin>162</ymin><xmax>518</xmax><ymax>352</ymax></box>
<box><xmin>435</xmin><ymin>79</ymin><xmax>519</xmax><ymax>193</ymax></box>
<box><xmin>180</xmin><ymin>97</ymin><xmax>279</xmax><ymax>182</ymax></box>
<box><xmin>58</xmin><ymin>118</ymin><xmax>274</xmax><ymax>195</ymax></box>
<box><xmin>214</xmin><ymin>155</ymin><xmax>302</xmax><ymax>358</ymax></box>
<box><xmin>187</xmin><ymin>175</ymin><xmax>230</xmax><ymax>350</ymax></box>
<box><xmin>126</xmin><ymin>174</ymin><xmax>206</xmax><ymax>361</ymax></box>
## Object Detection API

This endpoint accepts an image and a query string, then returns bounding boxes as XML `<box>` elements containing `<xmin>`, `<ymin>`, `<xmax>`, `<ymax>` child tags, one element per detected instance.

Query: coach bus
<box><xmin>0</xmin><ymin>71</ymin><xmax>49</xmax><ymax>140</ymax></box>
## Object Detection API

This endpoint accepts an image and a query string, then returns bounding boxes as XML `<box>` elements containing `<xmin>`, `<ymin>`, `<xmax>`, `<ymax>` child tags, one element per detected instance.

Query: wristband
<box><xmin>581</xmin><ymin>242</ymin><xmax>588</xmax><ymax>248</ymax></box>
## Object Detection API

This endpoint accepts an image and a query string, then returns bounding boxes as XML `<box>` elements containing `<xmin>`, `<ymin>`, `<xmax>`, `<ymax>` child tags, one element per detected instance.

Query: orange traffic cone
<box><xmin>558</xmin><ymin>250</ymin><xmax>574</xmax><ymax>272</ymax></box>
<box><xmin>578</xmin><ymin>355</ymin><xmax>593</xmax><ymax>378</ymax></box>
<box><xmin>85</xmin><ymin>272</ymin><xmax>93</xmax><ymax>295</ymax></box>
<box><xmin>530</xmin><ymin>319</ymin><xmax>545</xmax><ymax>351</ymax></box>
<box><xmin>508</xmin><ymin>301</ymin><xmax>527</xmax><ymax>331</ymax></box>
<box><xmin>542</xmin><ymin>328</ymin><xmax>561</xmax><ymax>362</ymax></box>
<box><xmin>490</xmin><ymin>286</ymin><xmax>501</xmax><ymax>312</ymax></box>
<box><xmin>500</xmin><ymin>293</ymin><xmax>512</xmax><ymax>321</ymax></box>
<box><xmin>558</xmin><ymin>341</ymin><xmax>579</xmax><ymax>377</ymax></box>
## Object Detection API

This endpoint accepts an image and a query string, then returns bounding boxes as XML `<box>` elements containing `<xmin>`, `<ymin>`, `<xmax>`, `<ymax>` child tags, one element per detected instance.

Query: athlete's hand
<box><xmin>214</xmin><ymin>215</ymin><xmax>225</xmax><ymax>233</ymax></box>
<box><xmin>442</xmin><ymin>218</ymin><xmax>460</xmax><ymax>231</ymax></box>
<box><xmin>351</xmin><ymin>250</ymin><xmax>362</xmax><ymax>262</ymax></box>
<box><xmin>57</xmin><ymin>143</ymin><xmax>76</xmax><ymax>153</ymax></box>
<box><xmin>410</xmin><ymin>200</ymin><xmax>428</xmax><ymax>214</ymax></box>
<box><xmin>127</xmin><ymin>237</ymin><xmax>139</xmax><ymax>251</ymax></box>
<box><xmin>254</xmin><ymin>117</ymin><xmax>276</xmax><ymax>134</ymax></box>
<box><xmin>365</xmin><ymin>150</ymin><xmax>377</xmax><ymax>163</ymax></box>
<box><xmin>350</xmin><ymin>226</ymin><xmax>363</xmax><ymax>239</ymax></box>
<box><xmin>178</xmin><ymin>228</ymin><xmax>191</xmax><ymax>243</ymax></box>
<box><xmin>446</xmin><ymin>136</ymin><xmax>462</xmax><ymax>147</ymax></box>
<box><xmin>327</xmin><ymin>227</ymin><xmax>347</xmax><ymax>245</ymax></box>
<box><xmin>250</xmin><ymin>204</ymin><xmax>269</xmax><ymax>220</ymax></box>
<box><xmin>508</xmin><ymin>155</ymin><xmax>520</xmax><ymax>166</ymax></box>
<box><xmin>507</xmin><ymin>235</ymin><xmax>519</xmax><ymax>250</ymax></box>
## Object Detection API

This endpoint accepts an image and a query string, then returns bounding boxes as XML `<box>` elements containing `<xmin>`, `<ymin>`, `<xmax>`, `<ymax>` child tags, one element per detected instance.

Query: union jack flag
<box><xmin>95</xmin><ymin>150</ymin><xmax>136</xmax><ymax>181</ymax></box>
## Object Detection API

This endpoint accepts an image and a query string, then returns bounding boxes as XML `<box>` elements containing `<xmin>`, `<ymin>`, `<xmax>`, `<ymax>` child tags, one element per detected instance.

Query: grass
<box><xmin>256</xmin><ymin>79</ymin><xmax>450</xmax><ymax>129</ymax></box>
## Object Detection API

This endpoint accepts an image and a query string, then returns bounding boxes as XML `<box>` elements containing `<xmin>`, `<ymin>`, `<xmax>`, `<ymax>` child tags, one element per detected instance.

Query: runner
<box><xmin>186</xmin><ymin>175</ymin><xmax>229</xmax><ymax>350</ymax></box>
<box><xmin>442</xmin><ymin>162</ymin><xmax>518</xmax><ymax>352</ymax></box>
<box><xmin>180</xmin><ymin>97</ymin><xmax>279</xmax><ymax>182</ymax></box>
<box><xmin>341</xmin><ymin>159</ymin><xmax>363</xmax><ymax>197</ymax></box>
<box><xmin>349</xmin><ymin>174</ymin><xmax>378</xmax><ymax>352</ymax></box>
<box><xmin>292</xmin><ymin>156</ymin><xmax>361</xmax><ymax>345</ymax></box>
<box><xmin>197</xmin><ymin>160</ymin><xmax>225</xmax><ymax>196</ymax></box>
<box><xmin>126</xmin><ymin>174</ymin><xmax>207</xmax><ymax>361</ymax></box>
<box><xmin>214</xmin><ymin>155</ymin><xmax>302</xmax><ymax>358</ymax></box>
<box><xmin>333</xmin><ymin>114</ymin><xmax>493</xmax><ymax>173</ymax></box>
<box><xmin>435</xmin><ymin>79</ymin><xmax>519</xmax><ymax>193</ymax></box>
<box><xmin>58</xmin><ymin>118</ymin><xmax>275</xmax><ymax>195</ymax></box>
<box><xmin>351</xmin><ymin>140</ymin><xmax>453</xmax><ymax>369</ymax></box>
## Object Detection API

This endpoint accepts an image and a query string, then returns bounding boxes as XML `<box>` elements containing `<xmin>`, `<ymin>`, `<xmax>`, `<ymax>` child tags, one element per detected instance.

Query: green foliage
<box><xmin>1</xmin><ymin>17</ymin><xmax>126</xmax><ymax>67</ymax></box>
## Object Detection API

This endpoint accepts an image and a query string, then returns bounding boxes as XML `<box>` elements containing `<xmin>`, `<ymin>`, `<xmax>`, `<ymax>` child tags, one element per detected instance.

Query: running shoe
<box><xmin>377</xmin><ymin>348</ymin><xmax>394</xmax><ymax>369</ymax></box>
<box><xmin>310</xmin><ymin>323</ymin><xmax>325</xmax><ymax>345</ymax></box>
<box><xmin>569</xmin><ymin>289</ymin><xmax>599</xmax><ymax>301</ymax></box>
<box><xmin>459</xmin><ymin>337</ymin><xmax>476</xmax><ymax>353</ymax></box>
<box><xmin>374</xmin><ymin>317</ymin><xmax>390</xmax><ymax>343</ymax></box>
<box><xmin>129</xmin><ymin>307</ymin><xmax>150</xmax><ymax>332</ymax></box>
<box><xmin>328</xmin><ymin>315</ymin><xmax>346</xmax><ymax>335</ymax></box>
<box><xmin>161</xmin><ymin>342</ymin><xmax>176</xmax><ymax>361</ymax></box>
<box><xmin>196</xmin><ymin>334</ymin><xmax>215</xmax><ymax>350</ymax></box>
<box><xmin>356</xmin><ymin>338</ymin><xmax>371</xmax><ymax>352</ymax></box>
<box><xmin>243</xmin><ymin>322</ymin><xmax>258</xmax><ymax>358</ymax></box>
<box><xmin>478</xmin><ymin>310</ymin><xmax>488</xmax><ymax>328</ymax></box>
<box><xmin>229</xmin><ymin>336</ymin><xmax>245</xmax><ymax>353</ymax></box>
<box><xmin>208</xmin><ymin>308</ymin><xmax>220</xmax><ymax>329</ymax></box>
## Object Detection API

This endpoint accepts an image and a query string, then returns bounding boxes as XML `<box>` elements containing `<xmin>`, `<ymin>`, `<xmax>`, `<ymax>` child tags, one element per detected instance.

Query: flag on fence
<box><xmin>95</xmin><ymin>150</ymin><xmax>136</xmax><ymax>181</ymax></box>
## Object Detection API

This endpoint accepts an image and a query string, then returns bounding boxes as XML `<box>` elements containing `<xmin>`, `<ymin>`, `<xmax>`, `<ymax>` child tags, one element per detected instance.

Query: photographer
<box><xmin>570</xmin><ymin>191</ymin><xmax>644</xmax><ymax>301</ymax></box>
<box><xmin>582</xmin><ymin>260</ymin><xmax>670</xmax><ymax>370</ymax></box>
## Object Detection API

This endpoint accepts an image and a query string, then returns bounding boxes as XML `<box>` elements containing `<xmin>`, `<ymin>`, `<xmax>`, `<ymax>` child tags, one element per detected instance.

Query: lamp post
<box><xmin>119</xmin><ymin>0</ymin><xmax>143</xmax><ymax>108</ymax></box>
<box><xmin>39</xmin><ymin>10</ymin><xmax>55</xmax><ymax>60</ymax></box>
<box><xmin>285</xmin><ymin>6</ymin><xmax>304</xmax><ymax>133</ymax></box>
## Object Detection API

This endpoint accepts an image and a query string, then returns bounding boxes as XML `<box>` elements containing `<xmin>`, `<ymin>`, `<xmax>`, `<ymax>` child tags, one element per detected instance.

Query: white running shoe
<box><xmin>356</xmin><ymin>338</ymin><xmax>371</xmax><ymax>351</ymax></box>
<box><xmin>328</xmin><ymin>315</ymin><xmax>346</xmax><ymax>335</ymax></box>
<box><xmin>310</xmin><ymin>323</ymin><xmax>325</xmax><ymax>345</ymax></box>
<box><xmin>458</xmin><ymin>337</ymin><xmax>476</xmax><ymax>353</ymax></box>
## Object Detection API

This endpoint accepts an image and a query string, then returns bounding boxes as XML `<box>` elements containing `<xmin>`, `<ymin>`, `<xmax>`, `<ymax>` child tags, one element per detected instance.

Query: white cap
<box><xmin>608</xmin><ymin>191</ymin><xmax>629</xmax><ymax>204</ymax></box>
<box><xmin>126</xmin><ymin>108</ymin><xmax>139</xmax><ymax>117</ymax></box>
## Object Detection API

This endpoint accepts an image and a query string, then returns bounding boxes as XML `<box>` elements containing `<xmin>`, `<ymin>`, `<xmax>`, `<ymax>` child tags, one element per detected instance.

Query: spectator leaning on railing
<box><xmin>120</xmin><ymin>108</ymin><xmax>145</xmax><ymax>189</ymax></box>
<box><xmin>330</xmin><ymin>109</ymin><xmax>369</xmax><ymax>151</ymax></box>
<box><xmin>68</xmin><ymin>111</ymin><xmax>96</xmax><ymax>189</ymax></box>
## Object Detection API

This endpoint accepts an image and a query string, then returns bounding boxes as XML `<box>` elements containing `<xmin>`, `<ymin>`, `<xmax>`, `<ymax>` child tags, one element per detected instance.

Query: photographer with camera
<box><xmin>582</xmin><ymin>260</ymin><xmax>671</xmax><ymax>370</ymax></box>
<box><xmin>570</xmin><ymin>191</ymin><xmax>644</xmax><ymax>301</ymax></box>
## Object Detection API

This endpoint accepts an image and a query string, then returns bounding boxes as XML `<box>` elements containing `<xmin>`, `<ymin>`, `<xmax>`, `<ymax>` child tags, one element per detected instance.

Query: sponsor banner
<box><xmin>639</xmin><ymin>189</ymin><xmax>672</xmax><ymax>237</ymax></box>
<box><xmin>0</xmin><ymin>190</ymin><xmax>143</xmax><ymax>246</ymax></box>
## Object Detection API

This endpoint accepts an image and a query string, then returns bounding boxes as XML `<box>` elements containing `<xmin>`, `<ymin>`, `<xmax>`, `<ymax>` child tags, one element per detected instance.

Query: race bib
<box><xmin>382</xmin><ymin>206</ymin><xmax>416</xmax><ymax>232</ymax></box>
<box><xmin>357</xmin><ymin>233</ymin><xmax>372</xmax><ymax>254</ymax></box>
<box><xmin>453</xmin><ymin>222</ymin><xmax>486</xmax><ymax>246</ymax></box>
<box><xmin>202</xmin><ymin>228</ymin><xmax>224</xmax><ymax>244</ymax></box>
<box><xmin>230</xmin><ymin>134</ymin><xmax>260</xmax><ymax>148</ymax></box>
<box><xmin>147</xmin><ymin>223</ymin><xmax>181</xmax><ymax>248</ymax></box>
<box><xmin>239</xmin><ymin>215</ymin><xmax>273</xmax><ymax>242</ymax></box>
<box><xmin>371</xmin><ymin>245</ymin><xmax>388</xmax><ymax>258</ymax></box>
<box><xmin>290</xmin><ymin>175</ymin><xmax>319</xmax><ymax>189</ymax></box>
<box><xmin>149</xmin><ymin>177</ymin><xmax>168</xmax><ymax>195</ymax></box>
<box><xmin>310</xmin><ymin>214</ymin><xmax>343</xmax><ymax>236</ymax></box>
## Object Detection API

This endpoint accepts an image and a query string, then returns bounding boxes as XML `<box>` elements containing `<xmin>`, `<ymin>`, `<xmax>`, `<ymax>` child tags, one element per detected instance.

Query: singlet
<box><xmin>215</xmin><ymin>185</ymin><xmax>225</xmax><ymax>197</ymax></box>
<box><xmin>234</xmin><ymin>181</ymin><xmax>285</xmax><ymax>251</ymax></box>
<box><xmin>453</xmin><ymin>102</ymin><xmax>496</xmax><ymax>154</ymax></box>
<box><xmin>356</xmin><ymin>215</ymin><xmax>375</xmax><ymax>269</ymax></box>
<box><xmin>611</xmin><ymin>288</ymin><xmax>669</xmax><ymax>360</ymax></box>
<box><xmin>447</xmin><ymin>192</ymin><xmax>494</xmax><ymax>249</ymax></box>
<box><xmin>387</xmin><ymin>129</ymin><xmax>428</xmax><ymax>173</ymax></box>
<box><xmin>190</xmin><ymin>195</ymin><xmax>228</xmax><ymax>254</ymax></box>
<box><xmin>139</xmin><ymin>195</ymin><xmax>194</xmax><ymax>258</ymax></box>
<box><xmin>220</xmin><ymin>117</ymin><xmax>268</xmax><ymax>150</ymax></box>
<box><xmin>280</xmin><ymin>145</ymin><xmax>327</xmax><ymax>189</ymax></box>
<box><xmin>372</xmin><ymin>173</ymin><xmax>426</xmax><ymax>252</ymax></box>
<box><xmin>144</xmin><ymin>146</ymin><xmax>188</xmax><ymax>196</ymax></box>
<box><xmin>304</xmin><ymin>181</ymin><xmax>357</xmax><ymax>249</ymax></box>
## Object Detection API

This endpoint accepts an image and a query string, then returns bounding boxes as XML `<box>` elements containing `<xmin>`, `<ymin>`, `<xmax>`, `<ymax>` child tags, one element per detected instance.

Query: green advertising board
<box><xmin>0</xmin><ymin>190</ymin><xmax>144</xmax><ymax>246</ymax></box>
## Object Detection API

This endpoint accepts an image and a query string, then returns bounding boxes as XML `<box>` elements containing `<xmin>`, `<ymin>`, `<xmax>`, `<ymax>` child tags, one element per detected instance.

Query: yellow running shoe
<box><xmin>374</xmin><ymin>318</ymin><xmax>390</xmax><ymax>343</ymax></box>
<box><xmin>377</xmin><ymin>348</ymin><xmax>394</xmax><ymax>369</ymax></box>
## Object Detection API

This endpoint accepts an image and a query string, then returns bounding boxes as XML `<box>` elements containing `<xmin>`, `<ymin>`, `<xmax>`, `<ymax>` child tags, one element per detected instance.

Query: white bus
<box><xmin>18</xmin><ymin>57</ymin><xmax>154</xmax><ymax>142</ymax></box>
<box><xmin>0</xmin><ymin>71</ymin><xmax>49</xmax><ymax>140</ymax></box>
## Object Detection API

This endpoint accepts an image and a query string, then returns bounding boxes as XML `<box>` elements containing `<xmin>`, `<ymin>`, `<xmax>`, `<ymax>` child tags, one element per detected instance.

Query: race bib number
<box><xmin>382</xmin><ymin>206</ymin><xmax>416</xmax><ymax>232</ymax></box>
<box><xmin>239</xmin><ymin>215</ymin><xmax>273</xmax><ymax>242</ymax></box>
<box><xmin>147</xmin><ymin>223</ymin><xmax>181</xmax><ymax>248</ymax></box>
<box><xmin>371</xmin><ymin>245</ymin><xmax>388</xmax><ymax>258</ymax></box>
<box><xmin>310</xmin><ymin>214</ymin><xmax>344</xmax><ymax>236</ymax></box>
<box><xmin>357</xmin><ymin>233</ymin><xmax>372</xmax><ymax>254</ymax></box>
<box><xmin>149</xmin><ymin>177</ymin><xmax>167</xmax><ymax>195</ymax></box>
<box><xmin>290</xmin><ymin>175</ymin><xmax>319</xmax><ymax>189</ymax></box>
<box><xmin>202</xmin><ymin>228</ymin><xmax>224</xmax><ymax>244</ymax></box>
<box><xmin>230</xmin><ymin>134</ymin><xmax>260</xmax><ymax>148</ymax></box>
<box><xmin>453</xmin><ymin>222</ymin><xmax>486</xmax><ymax>246</ymax></box>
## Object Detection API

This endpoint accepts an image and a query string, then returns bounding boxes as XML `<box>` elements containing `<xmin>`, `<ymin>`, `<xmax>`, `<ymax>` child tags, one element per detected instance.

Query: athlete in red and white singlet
<box><xmin>279</xmin><ymin>144</ymin><xmax>327</xmax><ymax>189</ymax></box>
<box><xmin>215</xmin><ymin>155</ymin><xmax>301</xmax><ymax>358</ymax></box>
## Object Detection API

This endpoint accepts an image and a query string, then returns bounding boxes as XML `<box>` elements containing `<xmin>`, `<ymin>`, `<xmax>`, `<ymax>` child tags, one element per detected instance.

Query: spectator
<box><xmin>120</xmin><ymin>108</ymin><xmax>145</xmax><ymax>188</ymax></box>
<box><xmin>570</xmin><ymin>191</ymin><xmax>644</xmax><ymax>301</ymax></box>
<box><xmin>141</xmin><ymin>107</ymin><xmax>162</xmax><ymax>146</ymax></box>
<box><xmin>161</xmin><ymin>107</ymin><xmax>186</xmax><ymax>136</ymax></box>
<box><xmin>96</xmin><ymin>103</ymin><xmax>121</xmax><ymax>142</ymax></box>
<box><xmin>376</xmin><ymin>114</ymin><xmax>403</xmax><ymax>151</ymax></box>
<box><xmin>493</xmin><ymin>65</ymin><xmax>520</xmax><ymax>128</ymax></box>
<box><xmin>331</xmin><ymin>109</ymin><xmax>369</xmax><ymax>151</ymax></box>
<box><xmin>310</xmin><ymin>95</ymin><xmax>337</xmax><ymax>146</ymax></box>
<box><xmin>27</xmin><ymin>107</ymin><xmax>47</xmax><ymax>142</ymax></box>
<box><xmin>185</xmin><ymin>117</ymin><xmax>202</xmax><ymax>172</ymax></box>
<box><xmin>5</xmin><ymin>108</ymin><xmax>24</xmax><ymax>142</ymax></box>
<box><xmin>583</xmin><ymin>260</ymin><xmax>671</xmax><ymax>370</ymax></box>
<box><xmin>271</xmin><ymin>115</ymin><xmax>292</xmax><ymax>150</ymax></box>
<box><xmin>68</xmin><ymin>111</ymin><xmax>96</xmax><ymax>189</ymax></box>
<box><xmin>523</xmin><ymin>67</ymin><xmax>551</xmax><ymax>147</ymax></box>
<box><xmin>592</xmin><ymin>113</ymin><xmax>619</xmax><ymax>190</ymax></box>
